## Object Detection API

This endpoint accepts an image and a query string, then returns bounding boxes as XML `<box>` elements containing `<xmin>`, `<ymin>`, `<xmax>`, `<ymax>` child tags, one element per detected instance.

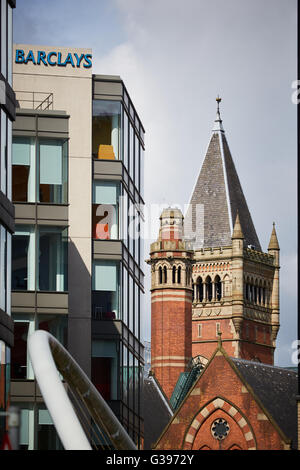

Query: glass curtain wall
<box><xmin>92</xmin><ymin>89</ymin><xmax>144</xmax><ymax>448</ymax></box>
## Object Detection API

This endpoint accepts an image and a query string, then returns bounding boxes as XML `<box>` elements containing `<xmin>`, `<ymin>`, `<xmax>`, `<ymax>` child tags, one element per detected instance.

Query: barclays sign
<box><xmin>15</xmin><ymin>49</ymin><xmax>92</xmax><ymax>68</ymax></box>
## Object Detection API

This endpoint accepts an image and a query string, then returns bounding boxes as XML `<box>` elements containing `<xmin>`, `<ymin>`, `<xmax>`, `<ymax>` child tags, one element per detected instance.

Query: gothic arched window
<box><xmin>159</xmin><ymin>266</ymin><xmax>163</xmax><ymax>284</ymax></box>
<box><xmin>172</xmin><ymin>266</ymin><xmax>176</xmax><ymax>283</ymax></box>
<box><xmin>177</xmin><ymin>266</ymin><xmax>181</xmax><ymax>284</ymax></box>
<box><xmin>215</xmin><ymin>275</ymin><xmax>222</xmax><ymax>301</ymax></box>
<box><xmin>206</xmin><ymin>276</ymin><xmax>212</xmax><ymax>302</ymax></box>
<box><xmin>163</xmin><ymin>266</ymin><xmax>167</xmax><ymax>284</ymax></box>
<box><xmin>197</xmin><ymin>277</ymin><xmax>203</xmax><ymax>302</ymax></box>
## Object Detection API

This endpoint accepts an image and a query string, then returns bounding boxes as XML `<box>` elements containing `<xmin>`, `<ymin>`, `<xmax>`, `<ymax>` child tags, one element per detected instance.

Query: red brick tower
<box><xmin>148</xmin><ymin>208</ymin><xmax>193</xmax><ymax>400</ymax></box>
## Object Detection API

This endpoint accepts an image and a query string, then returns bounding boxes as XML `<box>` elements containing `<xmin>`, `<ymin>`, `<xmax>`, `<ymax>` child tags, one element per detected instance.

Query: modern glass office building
<box><xmin>0</xmin><ymin>0</ymin><xmax>16</xmax><ymax>447</ymax></box>
<box><xmin>10</xmin><ymin>45</ymin><xmax>145</xmax><ymax>449</ymax></box>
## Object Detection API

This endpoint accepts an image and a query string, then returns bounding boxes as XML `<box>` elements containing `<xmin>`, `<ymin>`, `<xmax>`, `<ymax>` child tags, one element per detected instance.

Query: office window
<box><xmin>135</xmin><ymin>135</ymin><xmax>139</xmax><ymax>188</ymax></box>
<box><xmin>129</xmin><ymin>123</ymin><xmax>134</xmax><ymax>179</ymax></box>
<box><xmin>12</xmin><ymin>225</ymin><xmax>68</xmax><ymax>292</ymax></box>
<box><xmin>134</xmin><ymin>284</ymin><xmax>139</xmax><ymax>338</ymax></box>
<box><xmin>12</xmin><ymin>137</ymin><xmax>35</xmax><ymax>202</ymax></box>
<box><xmin>128</xmin><ymin>274</ymin><xmax>133</xmax><ymax>331</ymax></box>
<box><xmin>12</xmin><ymin>226</ymin><xmax>35</xmax><ymax>291</ymax></box>
<box><xmin>37</xmin><ymin>406</ymin><xmax>63</xmax><ymax>450</ymax></box>
<box><xmin>92</xmin><ymin>340</ymin><xmax>118</xmax><ymax>400</ymax></box>
<box><xmin>198</xmin><ymin>324</ymin><xmax>202</xmax><ymax>338</ymax></box>
<box><xmin>11</xmin><ymin>315</ymin><xmax>35</xmax><ymax>380</ymax></box>
<box><xmin>92</xmin><ymin>260</ymin><xmax>120</xmax><ymax>319</ymax></box>
<box><xmin>140</xmin><ymin>147</ymin><xmax>144</xmax><ymax>199</ymax></box>
<box><xmin>37</xmin><ymin>315</ymin><xmax>67</xmax><ymax>349</ymax></box>
<box><xmin>38</xmin><ymin>139</ymin><xmax>68</xmax><ymax>204</ymax></box>
<box><xmin>122</xmin><ymin>266</ymin><xmax>128</xmax><ymax>324</ymax></box>
<box><xmin>1</xmin><ymin>110</ymin><xmax>7</xmax><ymax>195</ymax></box>
<box><xmin>123</xmin><ymin>109</ymin><xmax>129</xmax><ymax>169</ymax></box>
<box><xmin>92</xmin><ymin>100</ymin><xmax>121</xmax><ymax>160</ymax></box>
<box><xmin>92</xmin><ymin>181</ymin><xmax>120</xmax><ymax>240</ymax></box>
<box><xmin>38</xmin><ymin>227</ymin><xmax>68</xmax><ymax>291</ymax></box>
<box><xmin>12</xmin><ymin>137</ymin><xmax>68</xmax><ymax>204</ymax></box>
<box><xmin>7</xmin><ymin>119</ymin><xmax>12</xmax><ymax>200</ymax></box>
<box><xmin>0</xmin><ymin>225</ymin><xmax>7</xmax><ymax>311</ymax></box>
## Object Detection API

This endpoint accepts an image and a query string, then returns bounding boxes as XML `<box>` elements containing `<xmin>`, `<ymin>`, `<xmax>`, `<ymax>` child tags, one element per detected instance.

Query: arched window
<box><xmin>159</xmin><ymin>266</ymin><xmax>163</xmax><ymax>284</ymax></box>
<box><xmin>245</xmin><ymin>282</ymin><xmax>249</xmax><ymax>301</ymax></box>
<box><xmin>197</xmin><ymin>277</ymin><xmax>203</xmax><ymax>302</ymax></box>
<box><xmin>163</xmin><ymin>266</ymin><xmax>167</xmax><ymax>284</ymax></box>
<box><xmin>206</xmin><ymin>276</ymin><xmax>212</xmax><ymax>302</ymax></box>
<box><xmin>215</xmin><ymin>275</ymin><xmax>222</xmax><ymax>301</ymax></box>
<box><xmin>262</xmin><ymin>284</ymin><xmax>266</xmax><ymax>306</ymax></box>
<box><xmin>258</xmin><ymin>283</ymin><xmax>262</xmax><ymax>305</ymax></box>
<box><xmin>254</xmin><ymin>282</ymin><xmax>258</xmax><ymax>304</ymax></box>
<box><xmin>177</xmin><ymin>266</ymin><xmax>181</xmax><ymax>284</ymax></box>
<box><xmin>172</xmin><ymin>266</ymin><xmax>176</xmax><ymax>283</ymax></box>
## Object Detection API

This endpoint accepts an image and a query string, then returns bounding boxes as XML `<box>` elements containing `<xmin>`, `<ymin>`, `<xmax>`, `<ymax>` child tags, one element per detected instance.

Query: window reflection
<box><xmin>92</xmin><ymin>100</ymin><xmax>121</xmax><ymax>160</ymax></box>
<box><xmin>92</xmin><ymin>181</ymin><xmax>120</xmax><ymax>240</ymax></box>
<box><xmin>92</xmin><ymin>260</ymin><xmax>120</xmax><ymax>320</ymax></box>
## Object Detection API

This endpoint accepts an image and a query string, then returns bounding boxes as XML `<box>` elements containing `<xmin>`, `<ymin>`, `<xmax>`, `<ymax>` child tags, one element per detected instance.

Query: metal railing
<box><xmin>28</xmin><ymin>330</ymin><xmax>136</xmax><ymax>450</ymax></box>
<box><xmin>15</xmin><ymin>91</ymin><xmax>53</xmax><ymax>110</ymax></box>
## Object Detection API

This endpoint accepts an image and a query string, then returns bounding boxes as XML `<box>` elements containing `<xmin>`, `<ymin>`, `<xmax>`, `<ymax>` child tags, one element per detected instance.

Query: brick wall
<box><xmin>154</xmin><ymin>350</ymin><xmax>288</xmax><ymax>450</ymax></box>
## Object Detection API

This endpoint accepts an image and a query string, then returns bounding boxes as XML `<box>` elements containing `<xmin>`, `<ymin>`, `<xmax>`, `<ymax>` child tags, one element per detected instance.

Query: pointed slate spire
<box><xmin>184</xmin><ymin>99</ymin><xmax>261</xmax><ymax>251</ymax></box>
<box><xmin>268</xmin><ymin>222</ymin><xmax>280</xmax><ymax>250</ymax></box>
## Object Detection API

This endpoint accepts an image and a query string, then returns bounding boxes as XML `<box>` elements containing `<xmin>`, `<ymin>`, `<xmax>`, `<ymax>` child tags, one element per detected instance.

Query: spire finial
<box><xmin>216</xmin><ymin>95</ymin><xmax>222</xmax><ymax>115</ymax></box>
<box><xmin>212</xmin><ymin>96</ymin><xmax>224</xmax><ymax>132</ymax></box>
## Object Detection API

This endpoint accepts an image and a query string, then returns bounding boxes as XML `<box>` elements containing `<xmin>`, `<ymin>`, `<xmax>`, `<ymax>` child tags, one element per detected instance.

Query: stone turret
<box><xmin>268</xmin><ymin>223</ymin><xmax>280</xmax><ymax>348</ymax></box>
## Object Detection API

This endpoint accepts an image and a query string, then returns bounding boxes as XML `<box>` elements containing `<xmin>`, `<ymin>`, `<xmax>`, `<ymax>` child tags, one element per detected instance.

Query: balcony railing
<box><xmin>15</xmin><ymin>91</ymin><xmax>53</xmax><ymax>110</ymax></box>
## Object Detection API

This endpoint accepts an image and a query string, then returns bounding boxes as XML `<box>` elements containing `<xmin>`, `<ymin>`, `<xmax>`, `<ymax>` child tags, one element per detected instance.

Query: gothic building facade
<box><xmin>146</xmin><ymin>100</ymin><xmax>297</xmax><ymax>450</ymax></box>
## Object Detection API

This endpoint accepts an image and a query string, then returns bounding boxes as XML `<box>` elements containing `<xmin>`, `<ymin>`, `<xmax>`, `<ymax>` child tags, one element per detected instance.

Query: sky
<box><xmin>13</xmin><ymin>0</ymin><xmax>297</xmax><ymax>367</ymax></box>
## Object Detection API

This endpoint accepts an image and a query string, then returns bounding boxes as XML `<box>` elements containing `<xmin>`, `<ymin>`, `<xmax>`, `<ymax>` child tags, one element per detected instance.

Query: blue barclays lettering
<box><xmin>15</xmin><ymin>49</ymin><xmax>25</xmax><ymax>63</ymax></box>
<box><xmin>47</xmin><ymin>52</ymin><xmax>57</xmax><ymax>66</ymax></box>
<box><xmin>24</xmin><ymin>50</ymin><xmax>36</xmax><ymax>64</ymax></box>
<box><xmin>63</xmin><ymin>53</ymin><xmax>75</xmax><ymax>67</ymax></box>
<box><xmin>15</xmin><ymin>49</ymin><xmax>92</xmax><ymax>68</ymax></box>
<box><xmin>83</xmin><ymin>54</ymin><xmax>92</xmax><ymax>68</ymax></box>
<box><xmin>74</xmin><ymin>53</ymin><xmax>85</xmax><ymax>67</ymax></box>
<box><xmin>37</xmin><ymin>51</ymin><xmax>48</xmax><ymax>66</ymax></box>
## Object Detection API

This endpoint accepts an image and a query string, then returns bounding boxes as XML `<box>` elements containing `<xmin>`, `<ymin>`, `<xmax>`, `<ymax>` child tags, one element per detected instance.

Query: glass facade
<box><xmin>92</xmin><ymin>86</ymin><xmax>145</xmax><ymax>447</ymax></box>
<box><xmin>12</xmin><ymin>137</ymin><xmax>68</xmax><ymax>204</ymax></box>
<box><xmin>12</xmin><ymin>225</ymin><xmax>68</xmax><ymax>292</ymax></box>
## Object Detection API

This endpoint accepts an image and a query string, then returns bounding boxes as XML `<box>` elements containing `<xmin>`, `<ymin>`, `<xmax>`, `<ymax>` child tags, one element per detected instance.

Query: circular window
<box><xmin>211</xmin><ymin>418</ymin><xmax>230</xmax><ymax>440</ymax></box>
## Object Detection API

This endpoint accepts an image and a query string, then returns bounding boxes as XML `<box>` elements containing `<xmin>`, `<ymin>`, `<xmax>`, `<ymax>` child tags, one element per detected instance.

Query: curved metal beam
<box><xmin>28</xmin><ymin>330</ymin><xmax>136</xmax><ymax>450</ymax></box>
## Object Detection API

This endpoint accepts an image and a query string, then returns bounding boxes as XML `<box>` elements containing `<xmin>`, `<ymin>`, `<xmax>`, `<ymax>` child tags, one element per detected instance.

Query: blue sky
<box><xmin>14</xmin><ymin>0</ymin><xmax>297</xmax><ymax>366</ymax></box>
